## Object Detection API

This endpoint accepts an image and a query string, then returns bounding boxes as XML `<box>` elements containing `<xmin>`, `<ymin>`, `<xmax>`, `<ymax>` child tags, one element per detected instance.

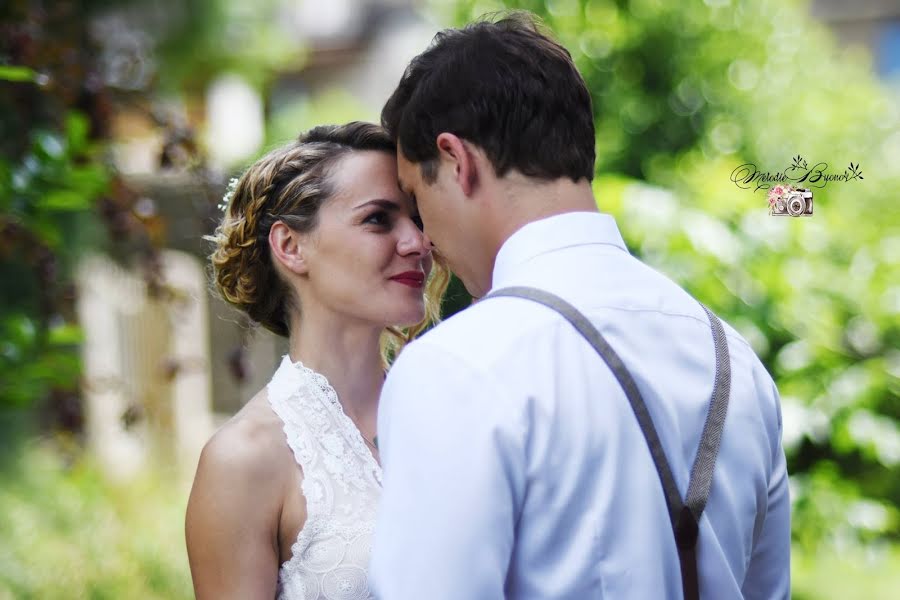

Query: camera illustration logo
<box><xmin>768</xmin><ymin>184</ymin><xmax>813</xmax><ymax>217</ymax></box>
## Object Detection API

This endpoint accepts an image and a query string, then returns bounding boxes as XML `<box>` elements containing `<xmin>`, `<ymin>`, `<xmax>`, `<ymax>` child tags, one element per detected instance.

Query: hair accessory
<box><xmin>217</xmin><ymin>177</ymin><xmax>240</xmax><ymax>213</ymax></box>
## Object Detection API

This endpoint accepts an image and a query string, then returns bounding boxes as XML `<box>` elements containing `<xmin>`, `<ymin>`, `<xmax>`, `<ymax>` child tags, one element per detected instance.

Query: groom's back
<box><xmin>407</xmin><ymin>213</ymin><xmax>790</xmax><ymax>599</ymax></box>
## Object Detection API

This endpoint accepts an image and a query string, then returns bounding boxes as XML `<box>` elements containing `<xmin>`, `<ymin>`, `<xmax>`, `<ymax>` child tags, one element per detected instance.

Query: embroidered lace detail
<box><xmin>267</xmin><ymin>355</ymin><xmax>382</xmax><ymax>600</ymax></box>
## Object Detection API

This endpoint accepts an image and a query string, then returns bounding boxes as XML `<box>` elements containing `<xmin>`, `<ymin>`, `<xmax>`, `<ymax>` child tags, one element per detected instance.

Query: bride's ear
<box><xmin>269</xmin><ymin>222</ymin><xmax>309</xmax><ymax>276</ymax></box>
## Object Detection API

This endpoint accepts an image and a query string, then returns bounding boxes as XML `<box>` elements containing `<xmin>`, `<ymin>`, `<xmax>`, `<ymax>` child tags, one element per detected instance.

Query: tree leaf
<box><xmin>39</xmin><ymin>190</ymin><xmax>92</xmax><ymax>211</ymax></box>
<box><xmin>0</xmin><ymin>65</ymin><xmax>36</xmax><ymax>82</ymax></box>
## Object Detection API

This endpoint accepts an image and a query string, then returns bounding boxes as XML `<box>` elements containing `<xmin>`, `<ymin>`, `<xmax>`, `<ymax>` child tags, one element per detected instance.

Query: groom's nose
<box><xmin>397</xmin><ymin>221</ymin><xmax>432</xmax><ymax>256</ymax></box>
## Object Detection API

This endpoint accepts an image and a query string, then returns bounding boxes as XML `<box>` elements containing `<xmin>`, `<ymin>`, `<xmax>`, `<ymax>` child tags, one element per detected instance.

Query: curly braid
<box><xmin>206</xmin><ymin>122</ymin><xmax>449</xmax><ymax>361</ymax></box>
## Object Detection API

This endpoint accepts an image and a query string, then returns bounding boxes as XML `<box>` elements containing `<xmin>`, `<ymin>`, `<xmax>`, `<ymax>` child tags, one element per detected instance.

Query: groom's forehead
<box><xmin>395</xmin><ymin>154</ymin><xmax>416</xmax><ymax>191</ymax></box>
<box><xmin>396</xmin><ymin>175</ymin><xmax>409</xmax><ymax>196</ymax></box>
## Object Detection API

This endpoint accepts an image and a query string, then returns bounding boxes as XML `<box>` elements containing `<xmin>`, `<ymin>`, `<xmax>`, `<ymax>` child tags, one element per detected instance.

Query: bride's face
<box><xmin>298</xmin><ymin>150</ymin><xmax>433</xmax><ymax>328</ymax></box>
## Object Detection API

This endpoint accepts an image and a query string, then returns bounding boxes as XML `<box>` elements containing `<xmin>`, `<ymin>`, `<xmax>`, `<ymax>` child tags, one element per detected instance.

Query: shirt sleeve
<box><xmin>370</xmin><ymin>341</ymin><xmax>526</xmax><ymax>600</ymax></box>
<box><xmin>742</xmin><ymin>374</ymin><xmax>792</xmax><ymax>600</ymax></box>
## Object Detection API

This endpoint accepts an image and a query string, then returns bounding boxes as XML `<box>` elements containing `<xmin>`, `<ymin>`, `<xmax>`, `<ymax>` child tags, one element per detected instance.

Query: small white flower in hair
<box><xmin>218</xmin><ymin>177</ymin><xmax>240</xmax><ymax>212</ymax></box>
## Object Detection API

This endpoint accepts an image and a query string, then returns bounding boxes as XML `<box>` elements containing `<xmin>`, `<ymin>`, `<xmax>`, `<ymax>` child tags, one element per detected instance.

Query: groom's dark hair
<box><xmin>381</xmin><ymin>11</ymin><xmax>595</xmax><ymax>184</ymax></box>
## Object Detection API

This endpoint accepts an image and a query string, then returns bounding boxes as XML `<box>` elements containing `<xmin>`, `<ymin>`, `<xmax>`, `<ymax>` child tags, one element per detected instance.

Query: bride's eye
<box><xmin>363</xmin><ymin>211</ymin><xmax>390</xmax><ymax>227</ymax></box>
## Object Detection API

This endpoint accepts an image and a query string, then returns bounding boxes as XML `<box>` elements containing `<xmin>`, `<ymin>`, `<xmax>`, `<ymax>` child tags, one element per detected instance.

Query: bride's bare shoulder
<box><xmin>185</xmin><ymin>387</ymin><xmax>290</xmax><ymax>592</ymax></box>
<box><xmin>192</xmin><ymin>387</ymin><xmax>290</xmax><ymax>497</ymax></box>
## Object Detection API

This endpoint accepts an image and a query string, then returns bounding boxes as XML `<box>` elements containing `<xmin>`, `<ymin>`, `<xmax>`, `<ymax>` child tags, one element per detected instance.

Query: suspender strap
<box><xmin>485</xmin><ymin>287</ymin><xmax>731</xmax><ymax>600</ymax></box>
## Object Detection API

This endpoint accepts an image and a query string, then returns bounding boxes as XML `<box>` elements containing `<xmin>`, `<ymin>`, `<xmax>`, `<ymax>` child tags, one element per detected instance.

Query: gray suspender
<box><xmin>485</xmin><ymin>286</ymin><xmax>731</xmax><ymax>600</ymax></box>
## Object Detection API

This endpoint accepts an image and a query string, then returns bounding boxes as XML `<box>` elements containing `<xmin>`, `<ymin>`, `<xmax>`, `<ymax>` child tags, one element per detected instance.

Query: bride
<box><xmin>185</xmin><ymin>122</ymin><xmax>448</xmax><ymax>599</ymax></box>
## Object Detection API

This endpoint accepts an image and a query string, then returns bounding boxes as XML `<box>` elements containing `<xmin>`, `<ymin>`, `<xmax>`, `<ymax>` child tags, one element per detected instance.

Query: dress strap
<box><xmin>267</xmin><ymin>355</ymin><xmax>317</xmax><ymax>473</ymax></box>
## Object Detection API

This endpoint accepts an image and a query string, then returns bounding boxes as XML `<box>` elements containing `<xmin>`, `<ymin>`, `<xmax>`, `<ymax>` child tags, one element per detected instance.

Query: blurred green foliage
<box><xmin>153</xmin><ymin>0</ymin><xmax>306</xmax><ymax>92</ymax></box>
<box><xmin>0</xmin><ymin>442</ymin><xmax>192</xmax><ymax>599</ymax></box>
<box><xmin>444</xmin><ymin>0</ymin><xmax>899</xmax><ymax>553</ymax></box>
<box><xmin>0</xmin><ymin>0</ymin><xmax>110</xmax><ymax>423</ymax></box>
<box><xmin>0</xmin><ymin>1</ymin><xmax>155</xmax><ymax>433</ymax></box>
<box><xmin>0</xmin><ymin>0</ymin><xmax>272</xmax><ymax>419</ymax></box>
<box><xmin>0</xmin><ymin>109</ymin><xmax>105</xmax><ymax>409</ymax></box>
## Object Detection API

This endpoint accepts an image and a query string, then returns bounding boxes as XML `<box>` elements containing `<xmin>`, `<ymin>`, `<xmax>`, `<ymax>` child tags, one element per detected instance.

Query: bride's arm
<box><xmin>185</xmin><ymin>419</ymin><xmax>284</xmax><ymax>599</ymax></box>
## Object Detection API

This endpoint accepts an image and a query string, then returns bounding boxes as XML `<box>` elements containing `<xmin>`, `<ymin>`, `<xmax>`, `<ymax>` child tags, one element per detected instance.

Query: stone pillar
<box><xmin>76</xmin><ymin>254</ymin><xmax>149</xmax><ymax>479</ymax></box>
<box><xmin>161</xmin><ymin>250</ymin><xmax>214</xmax><ymax>476</ymax></box>
<box><xmin>76</xmin><ymin>250</ymin><xmax>214</xmax><ymax>479</ymax></box>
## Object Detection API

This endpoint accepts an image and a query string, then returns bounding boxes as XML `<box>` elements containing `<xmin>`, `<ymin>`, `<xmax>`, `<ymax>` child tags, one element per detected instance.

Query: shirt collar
<box><xmin>491</xmin><ymin>211</ymin><xmax>629</xmax><ymax>289</ymax></box>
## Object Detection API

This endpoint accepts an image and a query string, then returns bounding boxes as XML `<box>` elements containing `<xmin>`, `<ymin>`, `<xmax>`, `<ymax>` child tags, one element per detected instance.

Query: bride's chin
<box><xmin>390</xmin><ymin>308</ymin><xmax>427</xmax><ymax>329</ymax></box>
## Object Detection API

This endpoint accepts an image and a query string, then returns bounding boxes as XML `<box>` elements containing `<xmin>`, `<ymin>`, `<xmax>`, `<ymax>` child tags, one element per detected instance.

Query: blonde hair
<box><xmin>206</xmin><ymin>122</ymin><xmax>450</xmax><ymax>365</ymax></box>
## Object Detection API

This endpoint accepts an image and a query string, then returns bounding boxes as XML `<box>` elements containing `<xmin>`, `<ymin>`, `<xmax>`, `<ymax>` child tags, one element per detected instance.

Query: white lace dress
<box><xmin>267</xmin><ymin>355</ymin><xmax>383</xmax><ymax>600</ymax></box>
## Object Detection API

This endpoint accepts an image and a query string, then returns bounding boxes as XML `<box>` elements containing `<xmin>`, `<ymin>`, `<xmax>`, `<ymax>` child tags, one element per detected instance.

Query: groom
<box><xmin>371</xmin><ymin>12</ymin><xmax>790</xmax><ymax>600</ymax></box>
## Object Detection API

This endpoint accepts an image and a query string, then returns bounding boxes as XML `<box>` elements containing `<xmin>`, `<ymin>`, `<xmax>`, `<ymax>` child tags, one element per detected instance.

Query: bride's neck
<box><xmin>287</xmin><ymin>313</ymin><xmax>384</xmax><ymax>422</ymax></box>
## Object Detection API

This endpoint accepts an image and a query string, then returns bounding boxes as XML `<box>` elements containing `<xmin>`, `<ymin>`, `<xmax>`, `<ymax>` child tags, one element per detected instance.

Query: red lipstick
<box><xmin>390</xmin><ymin>271</ymin><xmax>425</xmax><ymax>288</ymax></box>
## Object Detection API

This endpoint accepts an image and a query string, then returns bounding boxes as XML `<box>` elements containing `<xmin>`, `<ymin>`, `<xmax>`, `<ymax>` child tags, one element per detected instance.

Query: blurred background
<box><xmin>0</xmin><ymin>0</ymin><xmax>897</xmax><ymax>597</ymax></box>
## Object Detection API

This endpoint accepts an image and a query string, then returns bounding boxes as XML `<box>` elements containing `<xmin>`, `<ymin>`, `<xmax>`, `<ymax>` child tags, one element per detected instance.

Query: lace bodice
<box><xmin>267</xmin><ymin>355</ymin><xmax>382</xmax><ymax>600</ymax></box>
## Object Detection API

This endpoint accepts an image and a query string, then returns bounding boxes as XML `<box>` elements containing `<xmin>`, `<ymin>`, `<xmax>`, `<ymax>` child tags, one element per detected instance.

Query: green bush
<box><xmin>0</xmin><ymin>108</ymin><xmax>106</xmax><ymax>410</ymax></box>
<box><xmin>1</xmin><ymin>3</ymin><xmax>121</xmax><ymax>417</ymax></box>
<box><xmin>0</xmin><ymin>441</ymin><xmax>193</xmax><ymax>599</ymax></box>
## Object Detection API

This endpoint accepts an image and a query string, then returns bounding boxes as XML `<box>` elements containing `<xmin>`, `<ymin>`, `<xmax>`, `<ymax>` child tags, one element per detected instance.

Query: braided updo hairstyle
<box><xmin>207</xmin><ymin>122</ymin><xmax>449</xmax><ymax>361</ymax></box>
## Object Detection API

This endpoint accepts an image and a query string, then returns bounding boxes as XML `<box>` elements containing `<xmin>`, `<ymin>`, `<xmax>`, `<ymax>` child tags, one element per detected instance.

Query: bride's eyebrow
<box><xmin>354</xmin><ymin>199</ymin><xmax>400</xmax><ymax>212</ymax></box>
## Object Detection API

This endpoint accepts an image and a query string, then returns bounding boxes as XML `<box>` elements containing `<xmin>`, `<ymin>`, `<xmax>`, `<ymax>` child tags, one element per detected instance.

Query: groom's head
<box><xmin>382</xmin><ymin>12</ymin><xmax>595</xmax><ymax>296</ymax></box>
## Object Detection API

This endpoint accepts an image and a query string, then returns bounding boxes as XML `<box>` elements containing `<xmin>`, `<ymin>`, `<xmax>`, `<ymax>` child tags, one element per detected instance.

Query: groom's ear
<box><xmin>269</xmin><ymin>222</ymin><xmax>309</xmax><ymax>276</ymax></box>
<box><xmin>435</xmin><ymin>132</ymin><xmax>477</xmax><ymax>196</ymax></box>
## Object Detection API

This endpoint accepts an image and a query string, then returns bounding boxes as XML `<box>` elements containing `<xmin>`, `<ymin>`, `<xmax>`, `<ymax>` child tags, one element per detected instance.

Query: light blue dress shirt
<box><xmin>371</xmin><ymin>212</ymin><xmax>790</xmax><ymax>599</ymax></box>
